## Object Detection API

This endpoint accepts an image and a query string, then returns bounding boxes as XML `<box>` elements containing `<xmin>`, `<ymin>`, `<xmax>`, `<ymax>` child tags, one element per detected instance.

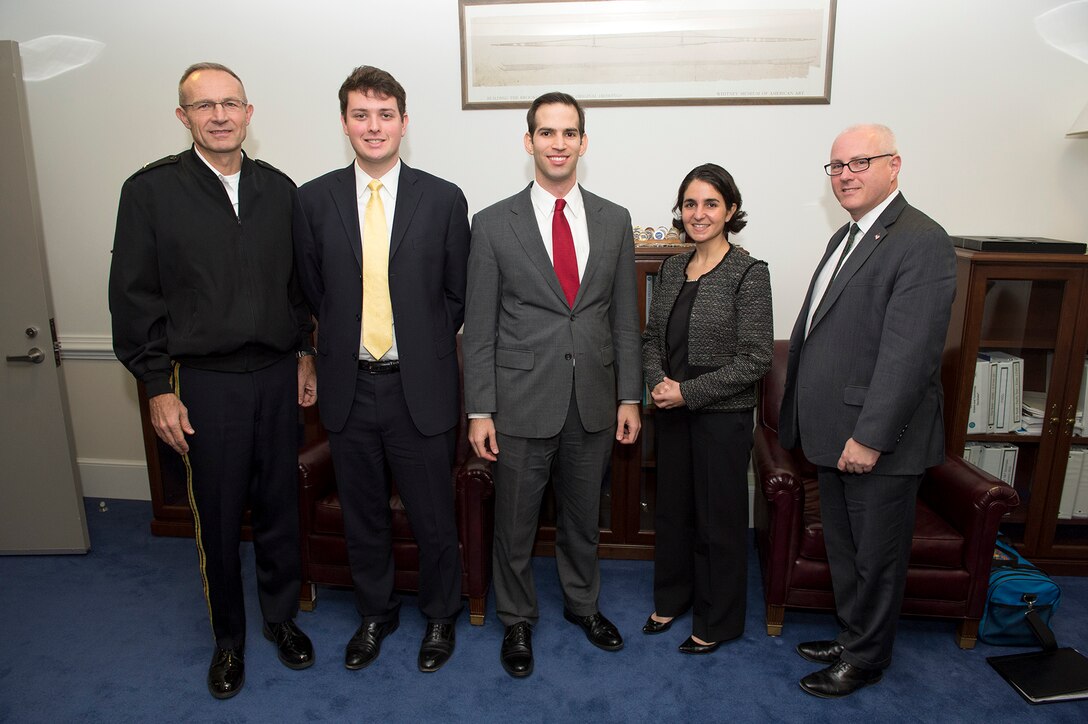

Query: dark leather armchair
<box><xmin>752</xmin><ymin>340</ymin><xmax>1019</xmax><ymax>648</ymax></box>
<box><xmin>296</xmin><ymin>337</ymin><xmax>495</xmax><ymax>624</ymax></box>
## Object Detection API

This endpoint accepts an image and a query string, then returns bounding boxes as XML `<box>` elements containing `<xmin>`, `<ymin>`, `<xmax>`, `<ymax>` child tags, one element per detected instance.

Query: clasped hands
<box><xmin>650</xmin><ymin>376</ymin><xmax>685</xmax><ymax>409</ymax></box>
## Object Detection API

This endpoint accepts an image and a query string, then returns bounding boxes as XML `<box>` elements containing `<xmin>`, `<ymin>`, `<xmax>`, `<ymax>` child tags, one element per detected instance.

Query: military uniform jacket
<box><xmin>109</xmin><ymin>147</ymin><xmax>311</xmax><ymax>397</ymax></box>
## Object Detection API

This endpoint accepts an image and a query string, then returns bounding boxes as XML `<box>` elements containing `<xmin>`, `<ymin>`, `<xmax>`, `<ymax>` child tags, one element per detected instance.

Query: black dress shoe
<box><xmin>796</xmin><ymin>639</ymin><xmax>845</xmax><ymax>664</ymax></box>
<box><xmin>207</xmin><ymin>647</ymin><xmax>244</xmax><ymax>700</ymax></box>
<box><xmin>678</xmin><ymin>636</ymin><xmax>720</xmax><ymax>655</ymax></box>
<box><xmin>500</xmin><ymin>622</ymin><xmax>534</xmax><ymax>678</ymax></box>
<box><xmin>563</xmin><ymin>609</ymin><xmax>624</xmax><ymax>651</ymax></box>
<box><xmin>263</xmin><ymin>619</ymin><xmax>314</xmax><ymax>670</ymax></box>
<box><xmin>799</xmin><ymin>660</ymin><xmax>883</xmax><ymax>698</ymax></box>
<box><xmin>418</xmin><ymin>622</ymin><xmax>456</xmax><ymax>673</ymax></box>
<box><xmin>642</xmin><ymin>614</ymin><xmax>673</xmax><ymax>635</ymax></box>
<box><xmin>345</xmin><ymin>619</ymin><xmax>399</xmax><ymax>670</ymax></box>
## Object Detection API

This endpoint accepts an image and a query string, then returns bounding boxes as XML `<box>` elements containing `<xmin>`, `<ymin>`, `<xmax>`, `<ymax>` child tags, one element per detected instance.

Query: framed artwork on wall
<box><xmin>459</xmin><ymin>0</ymin><xmax>836</xmax><ymax>109</ymax></box>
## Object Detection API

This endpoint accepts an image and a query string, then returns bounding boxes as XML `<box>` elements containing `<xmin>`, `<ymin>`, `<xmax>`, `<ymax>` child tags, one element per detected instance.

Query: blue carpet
<box><xmin>1</xmin><ymin>498</ymin><xmax>1087</xmax><ymax>723</ymax></box>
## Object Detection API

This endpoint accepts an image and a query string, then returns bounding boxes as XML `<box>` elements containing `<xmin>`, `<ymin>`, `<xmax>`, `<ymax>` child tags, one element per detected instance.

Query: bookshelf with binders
<box><xmin>943</xmin><ymin>246</ymin><xmax>1088</xmax><ymax>575</ymax></box>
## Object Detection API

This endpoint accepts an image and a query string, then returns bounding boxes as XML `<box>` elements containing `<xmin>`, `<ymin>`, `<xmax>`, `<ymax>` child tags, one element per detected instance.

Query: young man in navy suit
<box><xmin>779</xmin><ymin>124</ymin><xmax>956</xmax><ymax>698</ymax></box>
<box><xmin>293</xmin><ymin>66</ymin><xmax>470</xmax><ymax>673</ymax></box>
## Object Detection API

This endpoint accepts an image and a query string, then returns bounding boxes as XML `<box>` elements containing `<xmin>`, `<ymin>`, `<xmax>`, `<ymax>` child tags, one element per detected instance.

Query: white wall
<box><xmin>2</xmin><ymin>0</ymin><xmax>1086</xmax><ymax>498</ymax></box>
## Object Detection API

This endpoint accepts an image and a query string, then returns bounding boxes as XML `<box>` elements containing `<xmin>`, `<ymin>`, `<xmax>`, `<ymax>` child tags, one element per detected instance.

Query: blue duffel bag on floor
<box><xmin>979</xmin><ymin>536</ymin><xmax>1062</xmax><ymax>647</ymax></box>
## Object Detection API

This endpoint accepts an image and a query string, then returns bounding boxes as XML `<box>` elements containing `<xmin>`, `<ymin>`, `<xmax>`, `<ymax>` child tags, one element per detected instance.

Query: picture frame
<box><xmin>458</xmin><ymin>0</ymin><xmax>836</xmax><ymax>109</ymax></box>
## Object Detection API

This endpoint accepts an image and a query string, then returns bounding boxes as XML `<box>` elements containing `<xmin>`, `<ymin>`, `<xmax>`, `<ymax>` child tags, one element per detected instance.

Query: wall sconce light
<box><xmin>1068</xmin><ymin>100</ymin><xmax>1088</xmax><ymax>137</ymax></box>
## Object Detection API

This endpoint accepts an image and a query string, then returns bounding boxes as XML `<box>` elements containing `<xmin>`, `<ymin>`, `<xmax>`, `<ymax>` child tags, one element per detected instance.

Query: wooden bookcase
<box><xmin>531</xmin><ymin>244</ymin><xmax>691</xmax><ymax>560</ymax></box>
<box><xmin>942</xmin><ymin>247</ymin><xmax>1088</xmax><ymax>575</ymax></box>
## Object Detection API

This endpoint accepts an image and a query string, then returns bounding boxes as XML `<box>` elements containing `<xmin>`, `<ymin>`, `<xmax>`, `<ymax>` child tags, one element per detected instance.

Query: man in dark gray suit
<box><xmin>462</xmin><ymin>92</ymin><xmax>642</xmax><ymax>678</ymax></box>
<box><xmin>778</xmin><ymin>124</ymin><xmax>956</xmax><ymax>698</ymax></box>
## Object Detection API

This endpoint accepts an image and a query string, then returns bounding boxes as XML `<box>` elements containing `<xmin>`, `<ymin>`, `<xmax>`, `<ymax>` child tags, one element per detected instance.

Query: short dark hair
<box><xmin>338</xmin><ymin>66</ymin><xmax>406</xmax><ymax>116</ymax></box>
<box><xmin>672</xmin><ymin>163</ymin><xmax>748</xmax><ymax>236</ymax></box>
<box><xmin>526</xmin><ymin>92</ymin><xmax>585</xmax><ymax>135</ymax></box>
<box><xmin>178</xmin><ymin>62</ymin><xmax>245</xmax><ymax>105</ymax></box>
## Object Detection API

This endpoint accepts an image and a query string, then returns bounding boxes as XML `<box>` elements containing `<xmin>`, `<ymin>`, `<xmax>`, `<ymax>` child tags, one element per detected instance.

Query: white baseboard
<box><xmin>78</xmin><ymin>458</ymin><xmax>150</xmax><ymax>500</ymax></box>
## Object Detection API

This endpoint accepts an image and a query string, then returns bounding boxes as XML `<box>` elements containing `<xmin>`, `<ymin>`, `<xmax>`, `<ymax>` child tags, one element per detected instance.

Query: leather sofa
<box><xmin>752</xmin><ymin>340</ymin><xmax>1020</xmax><ymax>648</ymax></box>
<box><xmin>296</xmin><ymin>338</ymin><xmax>495</xmax><ymax>625</ymax></box>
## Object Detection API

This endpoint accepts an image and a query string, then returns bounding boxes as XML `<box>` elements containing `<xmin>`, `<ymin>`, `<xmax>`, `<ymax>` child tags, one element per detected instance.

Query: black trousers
<box><xmin>653</xmin><ymin>408</ymin><xmax>752</xmax><ymax>643</ymax></box>
<box><xmin>327</xmin><ymin>369</ymin><xmax>462</xmax><ymax>624</ymax></box>
<box><xmin>176</xmin><ymin>356</ymin><xmax>301</xmax><ymax>650</ymax></box>
<box><xmin>817</xmin><ymin>467</ymin><xmax>922</xmax><ymax>670</ymax></box>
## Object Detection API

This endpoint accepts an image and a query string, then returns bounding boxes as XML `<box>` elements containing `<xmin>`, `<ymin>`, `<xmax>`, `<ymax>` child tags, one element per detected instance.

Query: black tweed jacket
<box><xmin>641</xmin><ymin>245</ymin><xmax>773</xmax><ymax>411</ymax></box>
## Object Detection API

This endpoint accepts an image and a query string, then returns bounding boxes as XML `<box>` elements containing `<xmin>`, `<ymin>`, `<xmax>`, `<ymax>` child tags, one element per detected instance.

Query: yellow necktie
<box><xmin>362</xmin><ymin>179</ymin><xmax>392</xmax><ymax>360</ymax></box>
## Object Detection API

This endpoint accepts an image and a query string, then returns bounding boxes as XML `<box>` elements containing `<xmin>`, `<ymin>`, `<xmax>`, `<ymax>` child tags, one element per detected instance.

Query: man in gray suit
<box><xmin>462</xmin><ymin>92</ymin><xmax>642</xmax><ymax>678</ymax></box>
<box><xmin>778</xmin><ymin>124</ymin><xmax>956</xmax><ymax>698</ymax></box>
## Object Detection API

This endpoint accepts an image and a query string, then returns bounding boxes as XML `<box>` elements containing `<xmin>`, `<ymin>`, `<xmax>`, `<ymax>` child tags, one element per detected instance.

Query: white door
<box><xmin>0</xmin><ymin>40</ymin><xmax>89</xmax><ymax>553</ymax></box>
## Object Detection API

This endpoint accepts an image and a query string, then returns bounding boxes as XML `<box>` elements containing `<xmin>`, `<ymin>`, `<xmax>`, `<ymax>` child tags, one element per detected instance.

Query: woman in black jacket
<box><xmin>641</xmin><ymin>163</ymin><xmax>773</xmax><ymax>653</ymax></box>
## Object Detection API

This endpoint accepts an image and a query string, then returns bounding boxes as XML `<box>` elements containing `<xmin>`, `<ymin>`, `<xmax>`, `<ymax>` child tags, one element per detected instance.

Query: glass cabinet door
<box><xmin>951</xmin><ymin>260</ymin><xmax>1088</xmax><ymax>561</ymax></box>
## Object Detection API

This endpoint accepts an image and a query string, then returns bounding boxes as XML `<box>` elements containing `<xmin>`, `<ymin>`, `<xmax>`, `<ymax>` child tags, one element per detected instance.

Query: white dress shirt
<box><xmin>529</xmin><ymin>181</ymin><xmax>590</xmax><ymax>282</ymax></box>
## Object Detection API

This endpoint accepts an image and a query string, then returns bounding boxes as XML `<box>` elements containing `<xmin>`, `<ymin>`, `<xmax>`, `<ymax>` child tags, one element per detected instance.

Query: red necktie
<box><xmin>552</xmin><ymin>198</ymin><xmax>579</xmax><ymax>307</ymax></box>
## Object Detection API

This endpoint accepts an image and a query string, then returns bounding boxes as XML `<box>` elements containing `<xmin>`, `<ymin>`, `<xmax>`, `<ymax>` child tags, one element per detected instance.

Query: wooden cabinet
<box><xmin>942</xmin><ymin>248</ymin><xmax>1088</xmax><ymax>575</ymax></box>
<box><xmin>144</xmin><ymin>245</ymin><xmax>692</xmax><ymax>559</ymax></box>
<box><xmin>532</xmin><ymin>245</ymin><xmax>691</xmax><ymax>560</ymax></box>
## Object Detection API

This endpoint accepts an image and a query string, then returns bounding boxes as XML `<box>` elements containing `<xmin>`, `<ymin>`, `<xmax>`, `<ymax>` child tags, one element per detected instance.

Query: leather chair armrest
<box><xmin>455</xmin><ymin>455</ymin><xmax>495</xmax><ymax>600</ymax></box>
<box><xmin>753</xmin><ymin>427</ymin><xmax>809</xmax><ymax>606</ymax></box>
<box><xmin>919</xmin><ymin>455</ymin><xmax>1020</xmax><ymax>615</ymax></box>
<box><xmin>920</xmin><ymin>455</ymin><xmax>1020</xmax><ymax>544</ymax></box>
<box><xmin>753</xmin><ymin>428</ymin><xmax>807</xmax><ymax>501</ymax></box>
<box><xmin>298</xmin><ymin>438</ymin><xmax>335</xmax><ymax>509</ymax></box>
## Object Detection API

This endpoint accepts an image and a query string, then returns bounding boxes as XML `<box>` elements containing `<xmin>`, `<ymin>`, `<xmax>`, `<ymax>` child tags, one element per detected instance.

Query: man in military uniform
<box><xmin>109</xmin><ymin>62</ymin><xmax>316</xmax><ymax>699</ymax></box>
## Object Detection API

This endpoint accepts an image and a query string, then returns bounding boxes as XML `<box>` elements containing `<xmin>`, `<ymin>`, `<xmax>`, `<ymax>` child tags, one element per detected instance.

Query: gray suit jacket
<box><xmin>462</xmin><ymin>184</ymin><xmax>641</xmax><ymax>438</ymax></box>
<box><xmin>778</xmin><ymin>193</ymin><xmax>956</xmax><ymax>475</ymax></box>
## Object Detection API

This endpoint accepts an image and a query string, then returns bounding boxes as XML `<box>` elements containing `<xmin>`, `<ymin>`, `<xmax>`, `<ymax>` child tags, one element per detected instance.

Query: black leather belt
<box><xmin>358</xmin><ymin>359</ymin><xmax>400</xmax><ymax>374</ymax></box>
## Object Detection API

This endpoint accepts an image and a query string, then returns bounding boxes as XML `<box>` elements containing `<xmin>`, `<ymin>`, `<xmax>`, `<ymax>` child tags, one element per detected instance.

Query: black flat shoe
<box><xmin>563</xmin><ymin>609</ymin><xmax>624</xmax><ymax>651</ymax></box>
<box><xmin>418</xmin><ymin>622</ymin><xmax>456</xmax><ymax>673</ymax></box>
<box><xmin>642</xmin><ymin>614</ymin><xmax>673</xmax><ymax>635</ymax></box>
<box><xmin>795</xmin><ymin>639</ymin><xmax>844</xmax><ymax>664</ymax></box>
<box><xmin>263</xmin><ymin>619</ymin><xmax>314</xmax><ymax>670</ymax></box>
<box><xmin>678</xmin><ymin>636</ymin><xmax>720</xmax><ymax>655</ymax></box>
<box><xmin>208</xmin><ymin>647</ymin><xmax>245</xmax><ymax>699</ymax></box>
<box><xmin>501</xmin><ymin>622</ymin><xmax>534</xmax><ymax>678</ymax></box>
<box><xmin>345</xmin><ymin>618</ymin><xmax>399</xmax><ymax>670</ymax></box>
<box><xmin>799</xmin><ymin>660</ymin><xmax>883</xmax><ymax>698</ymax></box>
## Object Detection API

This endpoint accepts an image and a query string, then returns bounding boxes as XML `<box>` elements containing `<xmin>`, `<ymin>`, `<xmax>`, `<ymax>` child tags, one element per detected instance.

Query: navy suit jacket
<box><xmin>778</xmin><ymin>193</ymin><xmax>956</xmax><ymax>475</ymax></box>
<box><xmin>293</xmin><ymin>162</ymin><xmax>470</xmax><ymax>435</ymax></box>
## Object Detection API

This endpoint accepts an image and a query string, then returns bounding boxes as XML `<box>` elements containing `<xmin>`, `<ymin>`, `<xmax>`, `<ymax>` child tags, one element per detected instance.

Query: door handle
<box><xmin>6</xmin><ymin>347</ymin><xmax>45</xmax><ymax>364</ymax></box>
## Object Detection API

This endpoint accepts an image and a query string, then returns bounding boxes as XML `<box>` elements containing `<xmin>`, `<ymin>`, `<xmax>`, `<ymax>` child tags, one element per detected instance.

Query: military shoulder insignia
<box><xmin>130</xmin><ymin>154</ymin><xmax>179</xmax><ymax>178</ymax></box>
<box><xmin>254</xmin><ymin>158</ymin><xmax>295</xmax><ymax>185</ymax></box>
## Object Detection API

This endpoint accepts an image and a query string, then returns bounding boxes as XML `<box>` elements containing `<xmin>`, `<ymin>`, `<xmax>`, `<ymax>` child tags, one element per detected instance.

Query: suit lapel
<box><xmin>509</xmin><ymin>185</ymin><xmax>570</xmax><ymax>307</ymax></box>
<box><xmin>331</xmin><ymin>163</ymin><xmax>362</xmax><ymax>269</ymax></box>
<box><xmin>808</xmin><ymin>193</ymin><xmax>909</xmax><ymax>333</ymax></box>
<box><xmin>796</xmin><ymin>229</ymin><xmax>845</xmax><ymax>338</ymax></box>
<box><xmin>577</xmin><ymin>186</ymin><xmax>604</xmax><ymax>308</ymax></box>
<box><xmin>390</xmin><ymin>163</ymin><xmax>421</xmax><ymax>262</ymax></box>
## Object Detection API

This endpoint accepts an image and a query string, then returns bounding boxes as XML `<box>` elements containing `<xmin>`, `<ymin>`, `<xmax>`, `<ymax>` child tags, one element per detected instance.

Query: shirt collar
<box><xmin>355</xmin><ymin>159</ymin><xmax>401</xmax><ymax>200</ymax></box>
<box><xmin>530</xmin><ymin>181</ymin><xmax>584</xmax><ymax>220</ymax></box>
<box><xmin>193</xmin><ymin>145</ymin><xmax>243</xmax><ymax>181</ymax></box>
<box><xmin>852</xmin><ymin>188</ymin><xmax>900</xmax><ymax>236</ymax></box>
